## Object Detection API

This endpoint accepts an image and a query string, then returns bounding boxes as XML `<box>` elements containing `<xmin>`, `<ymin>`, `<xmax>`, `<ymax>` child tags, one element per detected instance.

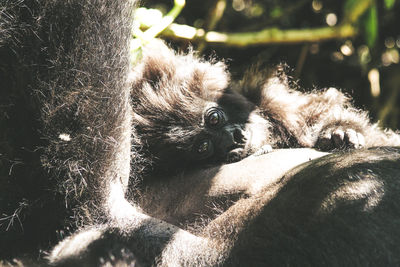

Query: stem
<box><xmin>198</xmin><ymin>0</ymin><xmax>227</xmax><ymax>52</ymax></box>
<box><xmin>136</xmin><ymin>0</ymin><xmax>186</xmax><ymax>42</ymax></box>
<box><xmin>136</xmin><ymin>0</ymin><xmax>372</xmax><ymax>47</ymax></box>
<box><xmin>145</xmin><ymin>23</ymin><xmax>357</xmax><ymax>47</ymax></box>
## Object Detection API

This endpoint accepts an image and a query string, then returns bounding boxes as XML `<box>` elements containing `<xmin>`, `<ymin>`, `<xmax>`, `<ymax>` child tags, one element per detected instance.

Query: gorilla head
<box><xmin>131</xmin><ymin>41</ymin><xmax>272</xmax><ymax>174</ymax></box>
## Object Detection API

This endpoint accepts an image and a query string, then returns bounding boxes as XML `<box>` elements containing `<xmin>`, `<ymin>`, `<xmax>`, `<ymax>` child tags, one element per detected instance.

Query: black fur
<box><xmin>0</xmin><ymin>0</ymin><xmax>135</xmax><ymax>258</ymax></box>
<box><xmin>2</xmin><ymin>1</ymin><xmax>400</xmax><ymax>266</ymax></box>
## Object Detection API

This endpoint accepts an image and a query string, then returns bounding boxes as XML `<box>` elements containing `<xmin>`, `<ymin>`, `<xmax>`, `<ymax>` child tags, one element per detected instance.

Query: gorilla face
<box><xmin>133</xmin><ymin>89</ymin><xmax>272</xmax><ymax>174</ymax></box>
<box><xmin>190</xmin><ymin>100</ymin><xmax>249</xmax><ymax>162</ymax></box>
<box><xmin>190</xmin><ymin>91</ymin><xmax>273</xmax><ymax>165</ymax></box>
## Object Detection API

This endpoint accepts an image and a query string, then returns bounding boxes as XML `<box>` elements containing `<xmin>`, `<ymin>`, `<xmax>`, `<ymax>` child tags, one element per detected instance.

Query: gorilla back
<box><xmin>0</xmin><ymin>0</ymin><xmax>135</xmax><ymax>257</ymax></box>
<box><xmin>222</xmin><ymin>147</ymin><xmax>400</xmax><ymax>266</ymax></box>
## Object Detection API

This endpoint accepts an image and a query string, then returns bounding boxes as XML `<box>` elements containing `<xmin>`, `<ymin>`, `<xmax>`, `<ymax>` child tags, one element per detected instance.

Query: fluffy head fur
<box><xmin>131</xmin><ymin>41</ymin><xmax>272</xmax><ymax>174</ymax></box>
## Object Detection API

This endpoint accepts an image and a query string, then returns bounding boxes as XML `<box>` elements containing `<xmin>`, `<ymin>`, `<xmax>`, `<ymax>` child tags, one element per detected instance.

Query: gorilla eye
<box><xmin>205</xmin><ymin>108</ymin><xmax>226</xmax><ymax>128</ymax></box>
<box><xmin>194</xmin><ymin>139</ymin><xmax>214</xmax><ymax>159</ymax></box>
<box><xmin>197</xmin><ymin>140</ymin><xmax>210</xmax><ymax>154</ymax></box>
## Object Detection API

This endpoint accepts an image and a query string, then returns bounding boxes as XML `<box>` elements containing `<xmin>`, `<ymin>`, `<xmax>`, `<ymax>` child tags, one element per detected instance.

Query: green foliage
<box><xmin>363</xmin><ymin>3</ymin><xmax>378</xmax><ymax>48</ymax></box>
<box><xmin>384</xmin><ymin>0</ymin><xmax>396</xmax><ymax>9</ymax></box>
<box><xmin>343</xmin><ymin>0</ymin><xmax>360</xmax><ymax>21</ymax></box>
<box><xmin>131</xmin><ymin>0</ymin><xmax>185</xmax><ymax>64</ymax></box>
<box><xmin>343</xmin><ymin>0</ymin><xmax>372</xmax><ymax>23</ymax></box>
<box><xmin>270</xmin><ymin>6</ymin><xmax>283</xmax><ymax>18</ymax></box>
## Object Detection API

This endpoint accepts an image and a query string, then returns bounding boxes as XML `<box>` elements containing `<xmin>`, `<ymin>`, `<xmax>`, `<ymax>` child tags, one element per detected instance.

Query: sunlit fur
<box><xmin>238</xmin><ymin>64</ymin><xmax>400</xmax><ymax>149</ymax></box>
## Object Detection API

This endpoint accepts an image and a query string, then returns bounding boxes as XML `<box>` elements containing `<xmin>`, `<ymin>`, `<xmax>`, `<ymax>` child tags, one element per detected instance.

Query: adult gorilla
<box><xmin>1</xmin><ymin>0</ymin><xmax>400</xmax><ymax>266</ymax></box>
<box><xmin>51</xmin><ymin>147</ymin><xmax>400</xmax><ymax>266</ymax></box>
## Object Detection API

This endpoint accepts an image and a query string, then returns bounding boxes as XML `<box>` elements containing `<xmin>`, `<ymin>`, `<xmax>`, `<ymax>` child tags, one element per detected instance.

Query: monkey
<box><xmin>2</xmin><ymin>0</ymin><xmax>400</xmax><ymax>266</ymax></box>
<box><xmin>130</xmin><ymin>40</ymin><xmax>400</xmax><ymax>176</ymax></box>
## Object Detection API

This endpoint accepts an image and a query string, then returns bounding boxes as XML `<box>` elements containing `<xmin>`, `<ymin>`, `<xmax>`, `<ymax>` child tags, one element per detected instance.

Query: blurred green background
<box><xmin>137</xmin><ymin>0</ymin><xmax>400</xmax><ymax>130</ymax></box>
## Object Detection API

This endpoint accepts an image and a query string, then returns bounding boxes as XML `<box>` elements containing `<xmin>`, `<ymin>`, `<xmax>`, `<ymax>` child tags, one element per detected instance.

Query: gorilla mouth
<box><xmin>225</xmin><ymin>144</ymin><xmax>247</xmax><ymax>163</ymax></box>
<box><xmin>228</xmin><ymin>142</ymin><xmax>245</xmax><ymax>152</ymax></box>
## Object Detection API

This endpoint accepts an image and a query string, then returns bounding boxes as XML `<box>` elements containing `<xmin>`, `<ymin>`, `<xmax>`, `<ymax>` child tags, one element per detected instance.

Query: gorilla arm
<box><xmin>50</xmin><ymin>147</ymin><xmax>400</xmax><ymax>266</ymax></box>
<box><xmin>50</xmin><ymin>148</ymin><xmax>326</xmax><ymax>266</ymax></box>
<box><xmin>138</xmin><ymin>148</ymin><xmax>327</xmax><ymax>225</ymax></box>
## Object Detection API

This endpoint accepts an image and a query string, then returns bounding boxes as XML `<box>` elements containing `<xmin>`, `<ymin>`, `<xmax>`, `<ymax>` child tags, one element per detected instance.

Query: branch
<box><xmin>136</xmin><ymin>0</ymin><xmax>372</xmax><ymax>47</ymax></box>
<box><xmin>134</xmin><ymin>0</ymin><xmax>185</xmax><ymax>42</ymax></box>
<box><xmin>198</xmin><ymin>0</ymin><xmax>227</xmax><ymax>52</ymax></box>
<box><xmin>141</xmin><ymin>23</ymin><xmax>357</xmax><ymax>47</ymax></box>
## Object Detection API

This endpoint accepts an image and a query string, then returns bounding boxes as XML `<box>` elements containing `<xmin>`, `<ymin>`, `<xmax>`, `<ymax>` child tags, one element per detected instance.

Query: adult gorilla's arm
<box><xmin>50</xmin><ymin>148</ymin><xmax>325</xmax><ymax>266</ymax></box>
<box><xmin>51</xmin><ymin>147</ymin><xmax>400</xmax><ymax>266</ymax></box>
<box><xmin>138</xmin><ymin>148</ymin><xmax>327</xmax><ymax>224</ymax></box>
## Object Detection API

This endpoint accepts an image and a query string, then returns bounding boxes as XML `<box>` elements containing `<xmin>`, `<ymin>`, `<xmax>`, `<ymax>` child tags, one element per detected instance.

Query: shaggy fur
<box><xmin>239</xmin><ymin>64</ymin><xmax>400</xmax><ymax>149</ymax></box>
<box><xmin>131</xmin><ymin>41</ymin><xmax>400</xmax><ymax>176</ymax></box>
<box><xmin>0</xmin><ymin>0</ymin><xmax>135</xmax><ymax>258</ymax></box>
<box><xmin>0</xmin><ymin>1</ymin><xmax>220</xmax><ymax>266</ymax></box>
<box><xmin>2</xmin><ymin>1</ymin><xmax>400</xmax><ymax>266</ymax></box>
<box><xmin>131</xmin><ymin>41</ymin><xmax>259</xmax><ymax>173</ymax></box>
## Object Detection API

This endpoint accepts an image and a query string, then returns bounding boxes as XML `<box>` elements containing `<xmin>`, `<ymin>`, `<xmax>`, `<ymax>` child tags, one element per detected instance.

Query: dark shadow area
<box><xmin>226</xmin><ymin>147</ymin><xmax>400</xmax><ymax>266</ymax></box>
<box><xmin>0</xmin><ymin>1</ymin><xmax>84</xmax><ymax>258</ymax></box>
<box><xmin>55</xmin><ymin>218</ymin><xmax>181</xmax><ymax>267</ymax></box>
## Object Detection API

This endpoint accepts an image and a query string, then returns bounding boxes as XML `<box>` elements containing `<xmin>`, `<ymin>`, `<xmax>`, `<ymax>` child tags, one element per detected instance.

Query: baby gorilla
<box><xmin>131</xmin><ymin>41</ymin><xmax>400</xmax><ymax>174</ymax></box>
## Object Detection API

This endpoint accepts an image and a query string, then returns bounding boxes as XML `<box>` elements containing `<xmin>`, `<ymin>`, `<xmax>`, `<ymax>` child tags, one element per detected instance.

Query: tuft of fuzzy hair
<box><xmin>131</xmin><ymin>40</ymin><xmax>232</xmax><ymax>173</ymax></box>
<box><xmin>239</xmin><ymin>64</ymin><xmax>400</xmax><ymax>148</ymax></box>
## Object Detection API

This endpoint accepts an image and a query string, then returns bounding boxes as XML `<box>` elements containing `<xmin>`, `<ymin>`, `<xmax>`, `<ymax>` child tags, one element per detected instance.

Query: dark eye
<box><xmin>205</xmin><ymin>108</ymin><xmax>225</xmax><ymax>128</ymax></box>
<box><xmin>197</xmin><ymin>139</ymin><xmax>210</xmax><ymax>154</ymax></box>
<box><xmin>194</xmin><ymin>139</ymin><xmax>214</xmax><ymax>159</ymax></box>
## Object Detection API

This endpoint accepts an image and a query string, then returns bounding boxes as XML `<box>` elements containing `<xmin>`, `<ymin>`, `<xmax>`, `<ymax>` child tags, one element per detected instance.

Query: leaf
<box><xmin>343</xmin><ymin>0</ymin><xmax>372</xmax><ymax>23</ymax></box>
<box><xmin>363</xmin><ymin>4</ymin><xmax>378</xmax><ymax>48</ymax></box>
<box><xmin>344</xmin><ymin>0</ymin><xmax>360</xmax><ymax>18</ymax></box>
<box><xmin>270</xmin><ymin>7</ymin><xmax>282</xmax><ymax>18</ymax></box>
<box><xmin>384</xmin><ymin>0</ymin><xmax>396</xmax><ymax>9</ymax></box>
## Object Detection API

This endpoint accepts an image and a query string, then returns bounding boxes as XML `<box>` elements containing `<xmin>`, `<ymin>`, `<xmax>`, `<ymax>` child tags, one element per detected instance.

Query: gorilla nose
<box><xmin>222</xmin><ymin>125</ymin><xmax>246</xmax><ymax>150</ymax></box>
<box><xmin>233</xmin><ymin>127</ymin><xmax>246</xmax><ymax>144</ymax></box>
